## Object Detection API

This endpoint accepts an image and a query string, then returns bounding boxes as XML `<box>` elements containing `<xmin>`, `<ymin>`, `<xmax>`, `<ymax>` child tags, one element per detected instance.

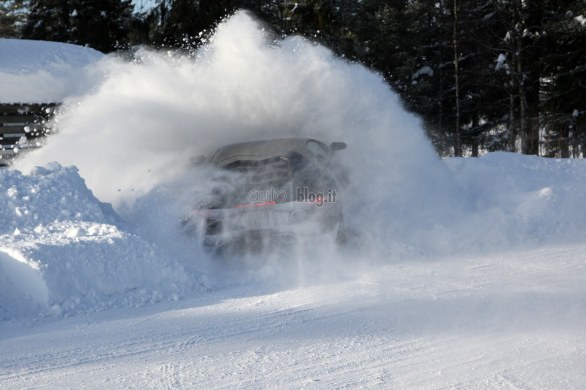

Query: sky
<box><xmin>132</xmin><ymin>0</ymin><xmax>158</xmax><ymax>13</ymax></box>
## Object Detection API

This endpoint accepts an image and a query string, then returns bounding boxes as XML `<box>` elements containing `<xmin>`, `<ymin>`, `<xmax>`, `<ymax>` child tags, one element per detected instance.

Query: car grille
<box><xmin>205</xmin><ymin>218</ymin><xmax>222</xmax><ymax>235</ymax></box>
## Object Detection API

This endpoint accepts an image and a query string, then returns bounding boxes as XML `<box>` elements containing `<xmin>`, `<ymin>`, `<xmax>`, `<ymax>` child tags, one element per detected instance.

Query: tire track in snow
<box><xmin>2</xmin><ymin>244</ymin><xmax>586</xmax><ymax>389</ymax></box>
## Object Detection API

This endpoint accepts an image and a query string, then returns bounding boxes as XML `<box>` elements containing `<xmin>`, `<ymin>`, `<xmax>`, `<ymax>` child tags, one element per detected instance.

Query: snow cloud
<box><xmin>13</xmin><ymin>11</ymin><xmax>586</xmax><ymax>267</ymax></box>
<box><xmin>16</xmin><ymin>11</ymin><xmax>455</xmax><ymax>255</ymax></box>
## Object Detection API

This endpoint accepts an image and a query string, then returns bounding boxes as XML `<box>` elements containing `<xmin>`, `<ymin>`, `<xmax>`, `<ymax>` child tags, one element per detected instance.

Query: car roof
<box><xmin>210</xmin><ymin>138</ymin><xmax>325</xmax><ymax>167</ymax></box>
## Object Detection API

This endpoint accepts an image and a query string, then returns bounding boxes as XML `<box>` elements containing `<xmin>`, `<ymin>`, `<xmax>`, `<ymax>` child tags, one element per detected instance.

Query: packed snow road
<box><xmin>1</xmin><ymin>244</ymin><xmax>585</xmax><ymax>389</ymax></box>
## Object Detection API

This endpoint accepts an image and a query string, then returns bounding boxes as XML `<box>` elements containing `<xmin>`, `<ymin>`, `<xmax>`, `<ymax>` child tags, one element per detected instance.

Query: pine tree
<box><xmin>23</xmin><ymin>0</ymin><xmax>134</xmax><ymax>52</ymax></box>
<box><xmin>540</xmin><ymin>0</ymin><xmax>586</xmax><ymax>157</ymax></box>
<box><xmin>72</xmin><ymin>0</ymin><xmax>134</xmax><ymax>52</ymax></box>
<box><xmin>0</xmin><ymin>0</ymin><xmax>29</xmax><ymax>38</ymax></box>
<box><xmin>144</xmin><ymin>0</ymin><xmax>236</xmax><ymax>48</ymax></box>
<box><xmin>23</xmin><ymin>0</ymin><xmax>73</xmax><ymax>43</ymax></box>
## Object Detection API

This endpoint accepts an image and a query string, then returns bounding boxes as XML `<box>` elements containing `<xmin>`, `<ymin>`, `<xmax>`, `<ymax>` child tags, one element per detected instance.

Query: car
<box><xmin>186</xmin><ymin>138</ymin><xmax>348</xmax><ymax>258</ymax></box>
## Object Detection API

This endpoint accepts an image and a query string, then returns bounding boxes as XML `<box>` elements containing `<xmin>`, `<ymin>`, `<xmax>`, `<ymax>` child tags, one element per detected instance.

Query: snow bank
<box><xmin>441</xmin><ymin>153</ymin><xmax>586</xmax><ymax>252</ymax></box>
<box><xmin>0</xmin><ymin>39</ymin><xmax>103</xmax><ymax>103</ymax></box>
<box><xmin>0</xmin><ymin>163</ymin><xmax>116</xmax><ymax>235</ymax></box>
<box><xmin>0</xmin><ymin>165</ymin><xmax>200</xmax><ymax>320</ymax></box>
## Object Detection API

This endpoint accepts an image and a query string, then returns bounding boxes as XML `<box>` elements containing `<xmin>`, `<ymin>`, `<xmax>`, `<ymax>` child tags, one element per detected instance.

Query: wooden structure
<box><xmin>0</xmin><ymin>103</ymin><xmax>57</xmax><ymax>165</ymax></box>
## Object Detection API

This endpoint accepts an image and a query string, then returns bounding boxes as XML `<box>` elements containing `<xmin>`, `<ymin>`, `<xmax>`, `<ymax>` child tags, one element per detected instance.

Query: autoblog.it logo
<box><xmin>296</xmin><ymin>187</ymin><xmax>336</xmax><ymax>207</ymax></box>
<box><xmin>247</xmin><ymin>187</ymin><xmax>337</xmax><ymax>207</ymax></box>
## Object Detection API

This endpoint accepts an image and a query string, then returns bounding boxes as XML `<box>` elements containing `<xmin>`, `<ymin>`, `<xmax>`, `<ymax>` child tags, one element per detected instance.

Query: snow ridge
<box><xmin>0</xmin><ymin>38</ymin><xmax>103</xmax><ymax>104</ymax></box>
<box><xmin>0</xmin><ymin>164</ymin><xmax>201</xmax><ymax>320</ymax></box>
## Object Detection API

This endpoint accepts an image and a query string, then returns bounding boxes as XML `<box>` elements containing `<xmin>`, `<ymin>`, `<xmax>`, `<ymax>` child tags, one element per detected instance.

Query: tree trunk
<box><xmin>520</xmin><ymin>0</ymin><xmax>542</xmax><ymax>155</ymax></box>
<box><xmin>560</xmin><ymin>124</ymin><xmax>570</xmax><ymax>158</ymax></box>
<box><xmin>471</xmin><ymin>117</ymin><xmax>479</xmax><ymax>157</ymax></box>
<box><xmin>516</xmin><ymin>30</ymin><xmax>530</xmax><ymax>155</ymax></box>
<box><xmin>508</xmin><ymin>91</ymin><xmax>517</xmax><ymax>151</ymax></box>
<box><xmin>452</xmin><ymin>0</ymin><xmax>462</xmax><ymax>157</ymax></box>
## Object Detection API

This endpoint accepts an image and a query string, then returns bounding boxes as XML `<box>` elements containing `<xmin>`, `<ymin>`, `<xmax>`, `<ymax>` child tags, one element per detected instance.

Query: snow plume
<box><xmin>19</xmin><ymin>11</ymin><xmax>441</xmax><ymax>206</ymax></box>
<box><xmin>13</xmin><ymin>11</ymin><xmax>586</xmax><ymax>279</ymax></box>
<box><xmin>16</xmin><ymin>11</ymin><xmax>452</xmax><ymax>257</ymax></box>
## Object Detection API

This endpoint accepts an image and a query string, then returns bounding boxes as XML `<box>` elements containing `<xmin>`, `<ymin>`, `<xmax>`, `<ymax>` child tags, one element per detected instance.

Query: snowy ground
<box><xmin>1</xmin><ymin>244</ymin><xmax>585</xmax><ymax>389</ymax></box>
<box><xmin>2</xmin><ymin>156</ymin><xmax>585</xmax><ymax>389</ymax></box>
<box><xmin>1</xmin><ymin>11</ymin><xmax>586</xmax><ymax>389</ymax></box>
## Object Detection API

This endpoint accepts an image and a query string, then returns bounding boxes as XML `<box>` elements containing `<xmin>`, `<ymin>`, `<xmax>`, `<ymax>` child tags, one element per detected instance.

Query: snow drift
<box><xmin>0</xmin><ymin>165</ymin><xmax>200</xmax><ymax>320</ymax></box>
<box><xmin>0</xmin><ymin>39</ymin><xmax>103</xmax><ymax>104</ymax></box>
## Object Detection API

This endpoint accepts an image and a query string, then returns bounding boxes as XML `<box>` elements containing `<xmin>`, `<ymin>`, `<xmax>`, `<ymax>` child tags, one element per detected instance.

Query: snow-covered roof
<box><xmin>0</xmin><ymin>39</ymin><xmax>103</xmax><ymax>104</ymax></box>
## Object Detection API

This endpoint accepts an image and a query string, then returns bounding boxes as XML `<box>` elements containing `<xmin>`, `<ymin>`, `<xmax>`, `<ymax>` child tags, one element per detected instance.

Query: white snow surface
<box><xmin>1</xmin><ymin>11</ymin><xmax>586</xmax><ymax>389</ymax></box>
<box><xmin>0</xmin><ymin>39</ymin><xmax>103</xmax><ymax>103</ymax></box>
<box><xmin>0</xmin><ymin>164</ymin><xmax>201</xmax><ymax>320</ymax></box>
<box><xmin>495</xmin><ymin>53</ymin><xmax>507</xmax><ymax>71</ymax></box>
<box><xmin>1</xmin><ymin>243</ymin><xmax>585</xmax><ymax>389</ymax></box>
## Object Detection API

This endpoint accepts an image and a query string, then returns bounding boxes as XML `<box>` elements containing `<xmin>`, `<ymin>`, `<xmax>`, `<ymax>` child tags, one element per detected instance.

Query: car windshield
<box><xmin>306</xmin><ymin>140</ymin><xmax>329</xmax><ymax>161</ymax></box>
<box><xmin>219</xmin><ymin>157</ymin><xmax>293</xmax><ymax>206</ymax></box>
